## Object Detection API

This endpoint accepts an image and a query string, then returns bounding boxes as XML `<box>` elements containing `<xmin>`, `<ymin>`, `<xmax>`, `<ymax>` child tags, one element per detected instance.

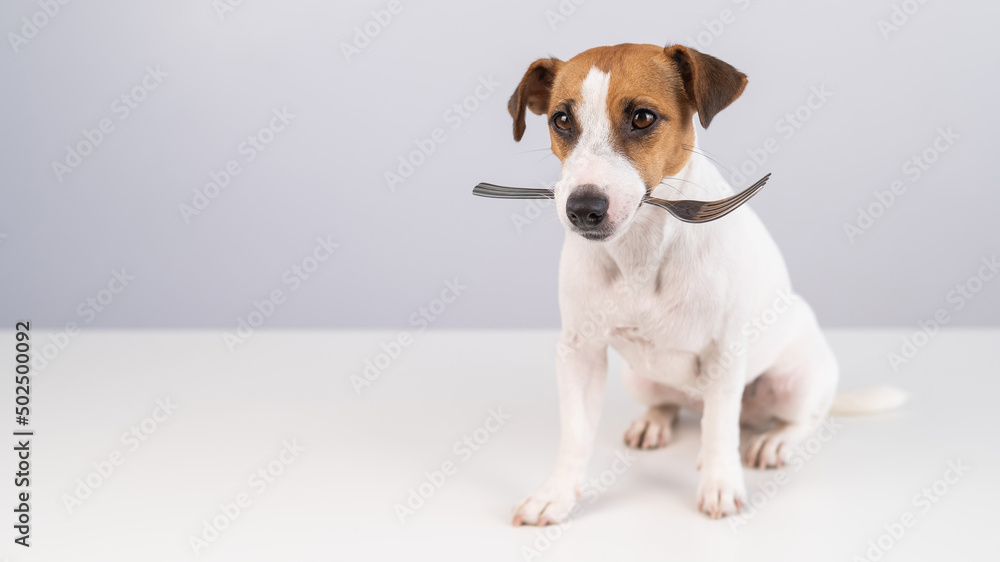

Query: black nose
<box><xmin>566</xmin><ymin>189</ymin><xmax>608</xmax><ymax>229</ymax></box>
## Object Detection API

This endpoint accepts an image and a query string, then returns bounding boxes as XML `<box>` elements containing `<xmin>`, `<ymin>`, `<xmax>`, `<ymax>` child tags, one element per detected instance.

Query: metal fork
<box><xmin>473</xmin><ymin>173</ymin><xmax>770</xmax><ymax>224</ymax></box>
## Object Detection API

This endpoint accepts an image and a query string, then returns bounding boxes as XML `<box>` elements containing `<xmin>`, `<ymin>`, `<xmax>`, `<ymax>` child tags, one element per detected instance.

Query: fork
<box><xmin>473</xmin><ymin>173</ymin><xmax>770</xmax><ymax>224</ymax></box>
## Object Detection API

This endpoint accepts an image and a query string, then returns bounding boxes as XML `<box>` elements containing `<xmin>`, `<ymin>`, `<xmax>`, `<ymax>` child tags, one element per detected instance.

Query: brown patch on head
<box><xmin>508</xmin><ymin>43</ymin><xmax>747</xmax><ymax>190</ymax></box>
<box><xmin>540</xmin><ymin>44</ymin><xmax>698</xmax><ymax>188</ymax></box>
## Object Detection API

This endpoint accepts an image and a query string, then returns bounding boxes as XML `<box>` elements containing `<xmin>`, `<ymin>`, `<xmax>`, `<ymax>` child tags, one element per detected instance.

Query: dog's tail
<box><xmin>829</xmin><ymin>385</ymin><xmax>908</xmax><ymax>416</ymax></box>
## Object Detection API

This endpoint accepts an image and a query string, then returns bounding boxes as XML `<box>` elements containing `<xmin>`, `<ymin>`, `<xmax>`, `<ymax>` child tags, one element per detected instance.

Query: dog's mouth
<box><xmin>578</xmin><ymin>229</ymin><xmax>612</xmax><ymax>242</ymax></box>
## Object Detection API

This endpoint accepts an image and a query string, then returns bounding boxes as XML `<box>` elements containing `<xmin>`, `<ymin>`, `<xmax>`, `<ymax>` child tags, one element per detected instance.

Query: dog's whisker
<box><xmin>681</xmin><ymin>146</ymin><xmax>733</xmax><ymax>175</ymax></box>
<box><xmin>682</xmin><ymin>143</ymin><xmax>730</xmax><ymax>162</ymax></box>
<box><xmin>682</xmin><ymin>144</ymin><xmax>735</xmax><ymax>176</ymax></box>
<box><xmin>656</xmin><ymin>176</ymin><xmax>711</xmax><ymax>198</ymax></box>
<box><xmin>660</xmin><ymin>176</ymin><xmax>700</xmax><ymax>185</ymax></box>
<box><xmin>654</xmin><ymin>181</ymin><xmax>685</xmax><ymax>197</ymax></box>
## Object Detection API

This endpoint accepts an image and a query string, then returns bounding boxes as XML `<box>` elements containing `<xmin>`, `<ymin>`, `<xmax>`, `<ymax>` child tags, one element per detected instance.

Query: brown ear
<box><xmin>664</xmin><ymin>45</ymin><xmax>747</xmax><ymax>129</ymax></box>
<box><xmin>507</xmin><ymin>58</ymin><xmax>562</xmax><ymax>141</ymax></box>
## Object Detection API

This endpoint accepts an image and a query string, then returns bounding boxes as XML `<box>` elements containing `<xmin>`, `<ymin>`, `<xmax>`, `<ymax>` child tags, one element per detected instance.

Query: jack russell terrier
<box><xmin>504</xmin><ymin>43</ymin><xmax>905</xmax><ymax>524</ymax></box>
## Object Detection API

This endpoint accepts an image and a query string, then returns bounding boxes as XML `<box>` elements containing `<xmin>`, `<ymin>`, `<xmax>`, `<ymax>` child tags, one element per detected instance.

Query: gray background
<box><xmin>1</xmin><ymin>0</ymin><xmax>998</xmax><ymax>330</ymax></box>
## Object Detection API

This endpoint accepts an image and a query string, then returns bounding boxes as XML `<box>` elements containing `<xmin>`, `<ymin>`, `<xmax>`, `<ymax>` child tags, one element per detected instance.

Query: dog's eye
<box><xmin>631</xmin><ymin>109</ymin><xmax>656</xmax><ymax>130</ymax></box>
<box><xmin>552</xmin><ymin>112</ymin><xmax>572</xmax><ymax>131</ymax></box>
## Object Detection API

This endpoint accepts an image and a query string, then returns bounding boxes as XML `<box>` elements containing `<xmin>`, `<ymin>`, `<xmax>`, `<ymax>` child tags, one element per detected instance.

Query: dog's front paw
<box><xmin>512</xmin><ymin>482</ymin><xmax>578</xmax><ymax>526</ymax></box>
<box><xmin>697</xmin><ymin>463</ymin><xmax>746</xmax><ymax>519</ymax></box>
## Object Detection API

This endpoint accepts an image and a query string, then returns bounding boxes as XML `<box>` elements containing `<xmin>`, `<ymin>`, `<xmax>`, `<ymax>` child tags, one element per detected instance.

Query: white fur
<box><xmin>513</xmin><ymin>67</ymin><xmax>902</xmax><ymax>525</ymax></box>
<box><xmin>830</xmin><ymin>386</ymin><xmax>908</xmax><ymax>416</ymax></box>
<box><xmin>555</xmin><ymin>69</ymin><xmax>646</xmax><ymax>240</ymax></box>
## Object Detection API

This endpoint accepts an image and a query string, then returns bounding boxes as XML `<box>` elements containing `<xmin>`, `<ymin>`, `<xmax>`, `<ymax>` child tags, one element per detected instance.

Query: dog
<box><xmin>504</xmin><ymin>43</ymin><xmax>905</xmax><ymax>524</ymax></box>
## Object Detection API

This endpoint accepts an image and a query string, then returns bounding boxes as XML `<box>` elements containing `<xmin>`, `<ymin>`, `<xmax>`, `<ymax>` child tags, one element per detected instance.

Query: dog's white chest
<box><xmin>604</xmin><ymin>293</ymin><xmax>705</xmax><ymax>385</ymax></box>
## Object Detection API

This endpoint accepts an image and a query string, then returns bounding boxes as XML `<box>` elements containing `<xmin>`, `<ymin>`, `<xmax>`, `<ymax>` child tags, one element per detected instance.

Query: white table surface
<box><xmin>2</xmin><ymin>328</ymin><xmax>997</xmax><ymax>561</ymax></box>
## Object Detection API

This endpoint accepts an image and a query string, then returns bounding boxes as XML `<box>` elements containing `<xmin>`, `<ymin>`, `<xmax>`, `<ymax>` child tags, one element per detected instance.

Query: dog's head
<box><xmin>508</xmin><ymin>43</ymin><xmax>747</xmax><ymax>242</ymax></box>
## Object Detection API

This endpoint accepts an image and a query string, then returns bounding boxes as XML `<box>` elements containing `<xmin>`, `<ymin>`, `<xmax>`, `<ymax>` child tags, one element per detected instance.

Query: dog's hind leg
<box><xmin>742</xmin><ymin>306</ymin><xmax>839</xmax><ymax>469</ymax></box>
<box><xmin>622</xmin><ymin>363</ymin><xmax>685</xmax><ymax>449</ymax></box>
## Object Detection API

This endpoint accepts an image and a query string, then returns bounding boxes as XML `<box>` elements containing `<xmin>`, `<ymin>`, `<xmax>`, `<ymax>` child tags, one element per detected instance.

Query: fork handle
<box><xmin>473</xmin><ymin>183</ymin><xmax>555</xmax><ymax>199</ymax></box>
